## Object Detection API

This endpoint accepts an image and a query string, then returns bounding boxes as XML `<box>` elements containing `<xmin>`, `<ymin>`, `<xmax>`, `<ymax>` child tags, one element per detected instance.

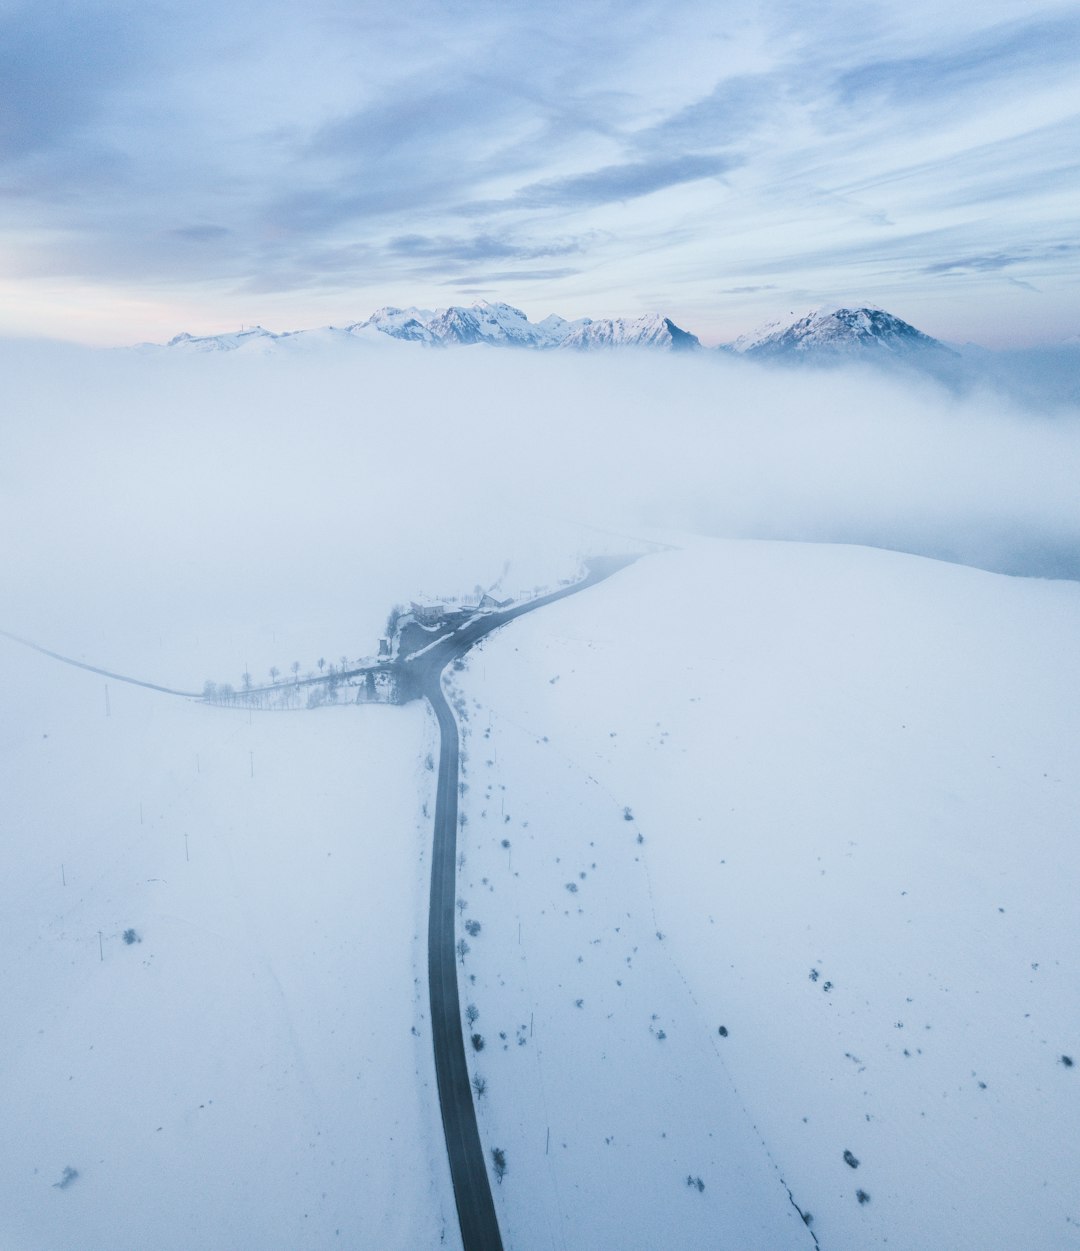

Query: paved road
<box><xmin>403</xmin><ymin>557</ymin><xmax>636</xmax><ymax>1251</ymax></box>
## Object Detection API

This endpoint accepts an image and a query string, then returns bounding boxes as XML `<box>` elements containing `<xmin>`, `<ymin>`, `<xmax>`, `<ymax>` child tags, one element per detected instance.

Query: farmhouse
<box><xmin>410</xmin><ymin>600</ymin><xmax>447</xmax><ymax>626</ymax></box>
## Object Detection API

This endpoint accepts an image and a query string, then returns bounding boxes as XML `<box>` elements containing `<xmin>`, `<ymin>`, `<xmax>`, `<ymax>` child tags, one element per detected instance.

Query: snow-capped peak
<box><xmin>731</xmin><ymin>306</ymin><xmax>947</xmax><ymax>357</ymax></box>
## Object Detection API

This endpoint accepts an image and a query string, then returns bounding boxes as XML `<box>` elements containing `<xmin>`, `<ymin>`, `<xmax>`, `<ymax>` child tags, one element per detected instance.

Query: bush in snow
<box><xmin>53</xmin><ymin>1167</ymin><xmax>78</xmax><ymax>1190</ymax></box>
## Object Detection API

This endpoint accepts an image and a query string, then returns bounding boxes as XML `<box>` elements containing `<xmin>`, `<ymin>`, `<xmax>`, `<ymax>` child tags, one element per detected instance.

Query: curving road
<box><xmin>402</xmin><ymin>557</ymin><xmax>635</xmax><ymax>1251</ymax></box>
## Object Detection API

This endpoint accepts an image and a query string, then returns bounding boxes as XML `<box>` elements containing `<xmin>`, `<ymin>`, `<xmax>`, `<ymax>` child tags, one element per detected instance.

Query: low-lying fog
<box><xmin>2</xmin><ymin>337</ymin><xmax>1078</xmax><ymax>685</ymax></box>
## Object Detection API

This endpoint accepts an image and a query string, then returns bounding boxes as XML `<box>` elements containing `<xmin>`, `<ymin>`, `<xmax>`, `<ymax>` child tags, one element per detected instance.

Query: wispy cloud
<box><xmin>439</xmin><ymin>268</ymin><xmax>582</xmax><ymax>285</ymax></box>
<box><xmin>465</xmin><ymin>152</ymin><xmax>738</xmax><ymax>215</ymax></box>
<box><xmin>834</xmin><ymin>14</ymin><xmax>1080</xmax><ymax>108</ymax></box>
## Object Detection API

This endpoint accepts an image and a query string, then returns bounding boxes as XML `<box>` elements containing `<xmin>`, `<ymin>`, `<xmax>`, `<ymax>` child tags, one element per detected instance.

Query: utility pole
<box><xmin>184</xmin><ymin>832</ymin><xmax>189</xmax><ymax>862</ymax></box>
<box><xmin>98</xmin><ymin>931</ymin><xmax>103</xmax><ymax>962</ymax></box>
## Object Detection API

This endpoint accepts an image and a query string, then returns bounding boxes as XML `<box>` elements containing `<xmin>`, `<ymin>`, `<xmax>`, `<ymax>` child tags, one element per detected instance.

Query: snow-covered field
<box><xmin>3</xmin><ymin>341</ymin><xmax>1080</xmax><ymax>1249</ymax></box>
<box><xmin>453</xmin><ymin>538</ymin><xmax>1080</xmax><ymax>1250</ymax></box>
<box><xmin>0</xmin><ymin>644</ymin><xmax>460</xmax><ymax>1251</ymax></box>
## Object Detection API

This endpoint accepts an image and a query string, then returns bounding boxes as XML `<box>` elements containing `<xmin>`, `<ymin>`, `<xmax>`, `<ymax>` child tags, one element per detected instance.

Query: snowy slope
<box><xmin>0</xmin><ymin>646</ymin><xmax>459</xmax><ymax>1251</ymax></box>
<box><xmin>451</xmin><ymin>538</ymin><xmax>1080</xmax><ymax>1251</ymax></box>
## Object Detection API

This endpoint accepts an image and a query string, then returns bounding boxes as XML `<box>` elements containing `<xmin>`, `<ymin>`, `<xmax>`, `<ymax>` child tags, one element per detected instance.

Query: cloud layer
<box><xmin>2</xmin><ymin>340</ymin><xmax>1078</xmax><ymax>691</ymax></box>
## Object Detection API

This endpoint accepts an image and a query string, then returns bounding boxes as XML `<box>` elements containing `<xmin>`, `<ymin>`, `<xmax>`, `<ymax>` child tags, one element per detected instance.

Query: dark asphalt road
<box><xmin>404</xmin><ymin>557</ymin><xmax>636</xmax><ymax>1251</ymax></box>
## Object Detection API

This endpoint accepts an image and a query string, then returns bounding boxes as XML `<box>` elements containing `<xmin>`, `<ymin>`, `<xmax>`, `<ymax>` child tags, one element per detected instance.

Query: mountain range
<box><xmin>148</xmin><ymin>302</ymin><xmax>702</xmax><ymax>354</ymax></box>
<box><xmin>140</xmin><ymin>303</ymin><xmax>1078</xmax><ymax>404</ymax></box>
<box><xmin>146</xmin><ymin>301</ymin><xmax>955</xmax><ymax>358</ymax></box>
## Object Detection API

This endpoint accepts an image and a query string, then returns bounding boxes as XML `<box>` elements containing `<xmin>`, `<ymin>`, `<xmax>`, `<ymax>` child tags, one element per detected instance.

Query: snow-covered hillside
<box><xmin>452</xmin><ymin>538</ymin><xmax>1080</xmax><ymax>1250</ymax></box>
<box><xmin>0</xmin><ymin>646</ymin><xmax>460</xmax><ymax>1251</ymax></box>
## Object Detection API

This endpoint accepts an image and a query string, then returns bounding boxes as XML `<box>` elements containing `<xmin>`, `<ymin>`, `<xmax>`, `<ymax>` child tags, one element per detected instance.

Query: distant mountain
<box><xmin>730</xmin><ymin>307</ymin><xmax>952</xmax><ymax>359</ymax></box>
<box><xmin>141</xmin><ymin>301</ymin><xmax>700</xmax><ymax>354</ymax></box>
<box><xmin>561</xmin><ymin>314</ymin><xmax>700</xmax><ymax>352</ymax></box>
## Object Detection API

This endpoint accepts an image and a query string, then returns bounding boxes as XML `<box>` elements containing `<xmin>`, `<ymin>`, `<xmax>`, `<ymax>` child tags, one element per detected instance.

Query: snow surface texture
<box><xmin>453</xmin><ymin>539</ymin><xmax>1080</xmax><ymax>1250</ymax></box>
<box><xmin>0</xmin><ymin>651</ymin><xmax>461</xmax><ymax>1251</ymax></box>
<box><xmin>134</xmin><ymin>301</ymin><xmax>701</xmax><ymax>354</ymax></box>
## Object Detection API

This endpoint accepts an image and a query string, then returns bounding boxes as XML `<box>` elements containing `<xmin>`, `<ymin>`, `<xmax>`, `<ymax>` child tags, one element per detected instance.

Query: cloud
<box><xmin>924</xmin><ymin>242</ymin><xmax>1079</xmax><ymax>277</ymax></box>
<box><xmin>170</xmin><ymin>225</ymin><xmax>233</xmax><ymax>243</ymax></box>
<box><xmin>834</xmin><ymin>13</ymin><xmax>1080</xmax><ymax>108</ymax></box>
<box><xmin>632</xmin><ymin>73</ymin><xmax>782</xmax><ymax>153</ymax></box>
<box><xmin>0</xmin><ymin>3</ymin><xmax>144</xmax><ymax>159</ymax></box>
<box><xmin>438</xmin><ymin>268</ymin><xmax>582</xmax><ymax>284</ymax></box>
<box><xmin>388</xmin><ymin>233</ymin><xmax>583</xmax><ymax>264</ymax></box>
<box><xmin>478</xmin><ymin>152</ymin><xmax>739</xmax><ymax>213</ymax></box>
<box><xmin>924</xmin><ymin>254</ymin><xmax>1024</xmax><ymax>275</ymax></box>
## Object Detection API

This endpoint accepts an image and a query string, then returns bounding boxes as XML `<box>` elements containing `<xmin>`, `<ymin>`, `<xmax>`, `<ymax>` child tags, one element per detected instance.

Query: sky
<box><xmin>1</xmin><ymin>0</ymin><xmax>1078</xmax><ymax>347</ymax></box>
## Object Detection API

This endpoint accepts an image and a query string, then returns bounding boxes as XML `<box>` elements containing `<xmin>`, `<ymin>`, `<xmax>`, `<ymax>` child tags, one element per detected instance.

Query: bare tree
<box><xmin>491</xmin><ymin>1147</ymin><xmax>507</xmax><ymax>1184</ymax></box>
<box><xmin>291</xmin><ymin>661</ymin><xmax>300</xmax><ymax>681</ymax></box>
<box><xmin>465</xmin><ymin>1003</ymin><xmax>479</xmax><ymax>1028</ymax></box>
<box><xmin>269</xmin><ymin>666</ymin><xmax>279</xmax><ymax>684</ymax></box>
<box><xmin>456</xmin><ymin>938</ymin><xmax>470</xmax><ymax>965</ymax></box>
<box><xmin>318</xmin><ymin>657</ymin><xmax>325</xmax><ymax>673</ymax></box>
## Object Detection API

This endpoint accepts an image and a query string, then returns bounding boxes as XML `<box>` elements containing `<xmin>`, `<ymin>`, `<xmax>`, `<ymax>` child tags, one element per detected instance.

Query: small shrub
<box><xmin>856</xmin><ymin>1189</ymin><xmax>871</xmax><ymax>1205</ymax></box>
<box><xmin>717</xmin><ymin>1025</ymin><xmax>728</xmax><ymax>1038</ymax></box>
<box><xmin>491</xmin><ymin>1147</ymin><xmax>507</xmax><ymax>1184</ymax></box>
<box><xmin>1062</xmin><ymin>1055</ymin><xmax>1074</xmax><ymax>1067</ymax></box>
<box><xmin>843</xmin><ymin>1150</ymin><xmax>860</xmax><ymax>1169</ymax></box>
<box><xmin>122</xmin><ymin>929</ymin><xmax>140</xmax><ymax>945</ymax></box>
<box><xmin>465</xmin><ymin>919</ymin><xmax>481</xmax><ymax>937</ymax></box>
<box><xmin>471</xmin><ymin>1033</ymin><xmax>485</xmax><ymax>1052</ymax></box>
<box><xmin>53</xmin><ymin>1167</ymin><xmax>78</xmax><ymax>1190</ymax></box>
<box><xmin>471</xmin><ymin>1073</ymin><xmax>487</xmax><ymax>1098</ymax></box>
<box><xmin>623</xmin><ymin>807</ymin><xmax>634</xmax><ymax>821</ymax></box>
